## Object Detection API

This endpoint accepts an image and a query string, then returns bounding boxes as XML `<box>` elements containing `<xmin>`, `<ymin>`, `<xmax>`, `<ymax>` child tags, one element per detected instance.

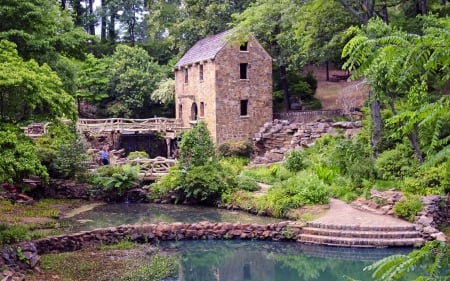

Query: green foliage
<box><xmin>402</xmin><ymin>163</ymin><xmax>449</xmax><ymax>195</ymax></box>
<box><xmin>256</xmin><ymin>171</ymin><xmax>329</xmax><ymax>217</ymax></box>
<box><xmin>393</xmin><ymin>195</ymin><xmax>423</xmax><ymax>222</ymax></box>
<box><xmin>151</xmin><ymin>78</ymin><xmax>175</xmax><ymax>104</ymax></box>
<box><xmin>236</xmin><ymin>175</ymin><xmax>260</xmax><ymax>192</ymax></box>
<box><xmin>36</xmin><ymin>121</ymin><xmax>88</xmax><ymax>179</ymax></box>
<box><xmin>363</xmin><ymin>241</ymin><xmax>449</xmax><ymax>281</ymax></box>
<box><xmin>0</xmin><ymin>40</ymin><xmax>77</xmax><ymax>123</ymax></box>
<box><xmin>375</xmin><ymin>144</ymin><xmax>418</xmax><ymax>180</ymax></box>
<box><xmin>99</xmin><ymin>238</ymin><xmax>135</xmax><ymax>251</ymax></box>
<box><xmin>0</xmin><ymin>224</ymin><xmax>30</xmax><ymax>245</ymax></box>
<box><xmin>217</xmin><ymin>140</ymin><xmax>254</xmax><ymax>158</ymax></box>
<box><xmin>127</xmin><ymin>151</ymin><xmax>149</xmax><ymax>160</ymax></box>
<box><xmin>219</xmin><ymin>157</ymin><xmax>250</xmax><ymax>175</ymax></box>
<box><xmin>121</xmin><ymin>253</ymin><xmax>178</xmax><ymax>281</ymax></box>
<box><xmin>284</xmin><ymin>149</ymin><xmax>308</xmax><ymax>172</ymax></box>
<box><xmin>90</xmin><ymin>164</ymin><xmax>140</xmax><ymax>196</ymax></box>
<box><xmin>175</xmin><ymin>162</ymin><xmax>236</xmax><ymax>204</ymax></box>
<box><xmin>178</xmin><ymin>121</ymin><xmax>215</xmax><ymax>168</ymax></box>
<box><xmin>107</xmin><ymin>44</ymin><xmax>163</xmax><ymax>117</ymax></box>
<box><xmin>241</xmin><ymin>164</ymin><xmax>293</xmax><ymax>185</ymax></box>
<box><xmin>0</xmin><ymin>127</ymin><xmax>48</xmax><ymax>184</ymax></box>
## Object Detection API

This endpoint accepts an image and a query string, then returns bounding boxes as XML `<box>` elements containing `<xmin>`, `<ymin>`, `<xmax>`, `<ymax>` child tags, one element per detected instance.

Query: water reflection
<box><xmin>161</xmin><ymin>240</ymin><xmax>413</xmax><ymax>281</ymax></box>
<box><xmin>62</xmin><ymin>203</ymin><xmax>283</xmax><ymax>232</ymax></box>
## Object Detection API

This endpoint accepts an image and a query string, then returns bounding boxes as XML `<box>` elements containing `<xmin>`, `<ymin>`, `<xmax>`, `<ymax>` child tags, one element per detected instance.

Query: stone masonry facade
<box><xmin>175</xmin><ymin>30</ymin><xmax>273</xmax><ymax>144</ymax></box>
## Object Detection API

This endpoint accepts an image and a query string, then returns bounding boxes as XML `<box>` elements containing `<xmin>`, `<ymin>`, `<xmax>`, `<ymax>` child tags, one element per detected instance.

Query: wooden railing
<box><xmin>127</xmin><ymin>157</ymin><xmax>177</xmax><ymax>180</ymax></box>
<box><xmin>77</xmin><ymin>118</ymin><xmax>185</xmax><ymax>134</ymax></box>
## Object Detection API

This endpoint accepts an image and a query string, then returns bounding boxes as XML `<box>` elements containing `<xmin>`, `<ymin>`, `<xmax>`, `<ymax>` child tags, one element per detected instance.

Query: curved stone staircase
<box><xmin>298</xmin><ymin>222</ymin><xmax>425</xmax><ymax>248</ymax></box>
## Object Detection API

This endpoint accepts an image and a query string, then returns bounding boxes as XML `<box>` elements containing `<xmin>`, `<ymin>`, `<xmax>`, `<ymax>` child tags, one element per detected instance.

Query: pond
<box><xmin>61</xmin><ymin>203</ymin><xmax>283</xmax><ymax>233</ymax></box>
<box><xmin>155</xmin><ymin>240</ymin><xmax>413</xmax><ymax>281</ymax></box>
<box><xmin>59</xmin><ymin>203</ymin><xmax>415</xmax><ymax>281</ymax></box>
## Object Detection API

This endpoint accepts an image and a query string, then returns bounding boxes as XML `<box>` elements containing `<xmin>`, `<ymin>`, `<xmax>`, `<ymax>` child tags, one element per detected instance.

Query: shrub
<box><xmin>375</xmin><ymin>143</ymin><xmax>418</xmax><ymax>180</ymax></box>
<box><xmin>402</xmin><ymin>164</ymin><xmax>448</xmax><ymax>195</ymax></box>
<box><xmin>393</xmin><ymin>195</ymin><xmax>423</xmax><ymax>222</ymax></box>
<box><xmin>219</xmin><ymin>157</ymin><xmax>249</xmax><ymax>174</ymax></box>
<box><xmin>284</xmin><ymin>149</ymin><xmax>308</xmax><ymax>172</ymax></box>
<box><xmin>178</xmin><ymin>121</ymin><xmax>215</xmax><ymax>168</ymax></box>
<box><xmin>217</xmin><ymin>140</ymin><xmax>253</xmax><ymax>157</ymax></box>
<box><xmin>0</xmin><ymin>224</ymin><xmax>30</xmax><ymax>245</ymax></box>
<box><xmin>127</xmin><ymin>151</ymin><xmax>149</xmax><ymax>160</ymax></box>
<box><xmin>90</xmin><ymin>164</ymin><xmax>140</xmax><ymax>196</ymax></box>
<box><xmin>236</xmin><ymin>175</ymin><xmax>260</xmax><ymax>192</ymax></box>
<box><xmin>36</xmin><ymin>121</ymin><xmax>88</xmax><ymax>179</ymax></box>
<box><xmin>241</xmin><ymin>164</ymin><xmax>293</xmax><ymax>185</ymax></box>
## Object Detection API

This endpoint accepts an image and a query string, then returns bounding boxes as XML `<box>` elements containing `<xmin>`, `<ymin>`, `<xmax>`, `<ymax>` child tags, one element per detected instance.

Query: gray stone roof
<box><xmin>174</xmin><ymin>30</ymin><xmax>232</xmax><ymax>68</ymax></box>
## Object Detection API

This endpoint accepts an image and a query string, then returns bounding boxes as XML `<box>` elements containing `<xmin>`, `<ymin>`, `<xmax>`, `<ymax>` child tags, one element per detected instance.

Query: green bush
<box><xmin>219</xmin><ymin>157</ymin><xmax>249</xmax><ymax>174</ymax></box>
<box><xmin>0</xmin><ymin>224</ymin><xmax>30</xmax><ymax>245</ymax></box>
<box><xmin>284</xmin><ymin>149</ymin><xmax>308</xmax><ymax>172</ymax></box>
<box><xmin>256</xmin><ymin>171</ymin><xmax>330</xmax><ymax>217</ymax></box>
<box><xmin>153</xmin><ymin>162</ymin><xmax>237</xmax><ymax>205</ymax></box>
<box><xmin>241</xmin><ymin>164</ymin><xmax>293</xmax><ymax>185</ymax></box>
<box><xmin>36</xmin><ymin>121</ymin><xmax>89</xmax><ymax>179</ymax></box>
<box><xmin>375</xmin><ymin>143</ymin><xmax>418</xmax><ymax>180</ymax></box>
<box><xmin>402</xmin><ymin>164</ymin><xmax>448</xmax><ymax>195</ymax></box>
<box><xmin>178</xmin><ymin>121</ymin><xmax>215</xmax><ymax>168</ymax></box>
<box><xmin>236</xmin><ymin>175</ymin><xmax>260</xmax><ymax>192</ymax></box>
<box><xmin>217</xmin><ymin>140</ymin><xmax>253</xmax><ymax>157</ymax></box>
<box><xmin>393</xmin><ymin>195</ymin><xmax>423</xmax><ymax>222</ymax></box>
<box><xmin>127</xmin><ymin>151</ymin><xmax>149</xmax><ymax>160</ymax></box>
<box><xmin>90</xmin><ymin>164</ymin><xmax>140</xmax><ymax>196</ymax></box>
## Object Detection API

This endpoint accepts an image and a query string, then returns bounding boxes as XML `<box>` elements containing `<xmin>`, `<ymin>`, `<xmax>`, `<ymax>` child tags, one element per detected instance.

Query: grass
<box><xmin>99</xmin><ymin>238</ymin><xmax>136</xmax><ymax>250</ymax></box>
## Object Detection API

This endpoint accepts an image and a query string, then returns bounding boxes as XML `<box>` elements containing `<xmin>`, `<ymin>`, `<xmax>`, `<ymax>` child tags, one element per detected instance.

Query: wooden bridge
<box><xmin>77</xmin><ymin>118</ymin><xmax>187</xmax><ymax>137</ymax></box>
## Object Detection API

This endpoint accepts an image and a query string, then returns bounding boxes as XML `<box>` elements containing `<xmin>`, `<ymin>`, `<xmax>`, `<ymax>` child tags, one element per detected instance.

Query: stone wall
<box><xmin>252</xmin><ymin>119</ymin><xmax>361</xmax><ymax>163</ymax></box>
<box><xmin>32</xmin><ymin>221</ymin><xmax>302</xmax><ymax>255</ymax></box>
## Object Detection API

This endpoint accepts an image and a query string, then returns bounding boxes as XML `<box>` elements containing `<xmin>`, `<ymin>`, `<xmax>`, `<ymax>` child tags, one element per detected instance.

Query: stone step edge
<box><xmin>298</xmin><ymin>234</ymin><xmax>425</xmax><ymax>247</ymax></box>
<box><xmin>306</xmin><ymin>222</ymin><xmax>417</xmax><ymax>231</ymax></box>
<box><xmin>302</xmin><ymin>227</ymin><xmax>421</xmax><ymax>239</ymax></box>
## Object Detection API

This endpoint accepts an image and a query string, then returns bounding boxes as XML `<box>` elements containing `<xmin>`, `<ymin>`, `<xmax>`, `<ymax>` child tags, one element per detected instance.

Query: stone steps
<box><xmin>298</xmin><ymin>222</ymin><xmax>425</xmax><ymax>248</ymax></box>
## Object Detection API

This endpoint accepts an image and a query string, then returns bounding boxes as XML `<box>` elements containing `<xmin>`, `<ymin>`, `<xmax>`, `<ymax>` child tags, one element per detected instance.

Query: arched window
<box><xmin>191</xmin><ymin>102</ymin><xmax>198</xmax><ymax>121</ymax></box>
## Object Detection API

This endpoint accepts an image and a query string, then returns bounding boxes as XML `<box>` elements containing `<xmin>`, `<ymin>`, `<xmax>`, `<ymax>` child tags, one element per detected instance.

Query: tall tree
<box><xmin>107</xmin><ymin>44</ymin><xmax>163</xmax><ymax>117</ymax></box>
<box><xmin>342</xmin><ymin>16</ymin><xmax>450</xmax><ymax>161</ymax></box>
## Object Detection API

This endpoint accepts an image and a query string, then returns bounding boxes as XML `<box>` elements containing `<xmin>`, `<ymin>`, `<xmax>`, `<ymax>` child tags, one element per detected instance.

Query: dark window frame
<box><xmin>240</xmin><ymin>63</ymin><xmax>248</xmax><ymax>80</ymax></box>
<box><xmin>240</xmin><ymin>99</ymin><xmax>248</xmax><ymax>116</ymax></box>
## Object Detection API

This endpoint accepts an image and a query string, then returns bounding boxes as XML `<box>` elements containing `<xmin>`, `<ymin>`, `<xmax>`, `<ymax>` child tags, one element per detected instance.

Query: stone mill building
<box><xmin>174</xmin><ymin>30</ymin><xmax>273</xmax><ymax>144</ymax></box>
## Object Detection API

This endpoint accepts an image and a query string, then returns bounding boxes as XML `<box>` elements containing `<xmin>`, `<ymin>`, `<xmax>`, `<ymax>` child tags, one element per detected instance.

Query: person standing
<box><xmin>100</xmin><ymin>145</ymin><xmax>110</xmax><ymax>165</ymax></box>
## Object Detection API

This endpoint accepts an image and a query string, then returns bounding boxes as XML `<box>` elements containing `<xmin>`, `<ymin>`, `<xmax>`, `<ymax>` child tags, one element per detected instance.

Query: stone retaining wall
<box><xmin>252</xmin><ymin>119</ymin><xmax>361</xmax><ymax>163</ymax></box>
<box><xmin>33</xmin><ymin>221</ymin><xmax>302</xmax><ymax>255</ymax></box>
<box><xmin>416</xmin><ymin>195</ymin><xmax>450</xmax><ymax>241</ymax></box>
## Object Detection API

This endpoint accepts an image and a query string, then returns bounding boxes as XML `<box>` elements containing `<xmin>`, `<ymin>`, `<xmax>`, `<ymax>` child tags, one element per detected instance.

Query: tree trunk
<box><xmin>280</xmin><ymin>64</ymin><xmax>290</xmax><ymax>112</ymax></box>
<box><xmin>60</xmin><ymin>0</ymin><xmax>67</xmax><ymax>10</ymax></box>
<box><xmin>369</xmin><ymin>90</ymin><xmax>382</xmax><ymax>158</ymax></box>
<box><xmin>409</xmin><ymin>126</ymin><xmax>423</xmax><ymax>162</ymax></box>
<box><xmin>380</xmin><ymin>3</ymin><xmax>389</xmax><ymax>24</ymax></box>
<box><xmin>109</xmin><ymin>9</ymin><xmax>117</xmax><ymax>42</ymax></box>
<box><xmin>88</xmin><ymin>0</ymin><xmax>95</xmax><ymax>35</ymax></box>
<box><xmin>326</xmin><ymin>61</ymin><xmax>329</xmax><ymax>81</ymax></box>
<box><xmin>419</xmin><ymin>0</ymin><xmax>427</xmax><ymax>15</ymax></box>
<box><xmin>101</xmin><ymin>0</ymin><xmax>107</xmax><ymax>41</ymax></box>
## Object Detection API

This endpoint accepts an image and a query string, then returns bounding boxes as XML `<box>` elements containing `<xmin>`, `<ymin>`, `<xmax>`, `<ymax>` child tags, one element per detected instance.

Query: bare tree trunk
<box><xmin>419</xmin><ymin>0</ymin><xmax>427</xmax><ymax>15</ymax></box>
<box><xmin>60</xmin><ymin>0</ymin><xmax>67</xmax><ymax>10</ymax></box>
<box><xmin>87</xmin><ymin>0</ymin><xmax>95</xmax><ymax>35</ymax></box>
<box><xmin>326</xmin><ymin>61</ymin><xmax>330</xmax><ymax>81</ymax></box>
<box><xmin>109</xmin><ymin>9</ymin><xmax>117</xmax><ymax>42</ymax></box>
<box><xmin>369</xmin><ymin>90</ymin><xmax>382</xmax><ymax>158</ymax></box>
<box><xmin>280</xmin><ymin>64</ymin><xmax>291</xmax><ymax>112</ymax></box>
<box><xmin>409</xmin><ymin>127</ymin><xmax>423</xmax><ymax>162</ymax></box>
<box><xmin>101</xmin><ymin>0</ymin><xmax>107</xmax><ymax>41</ymax></box>
<box><xmin>380</xmin><ymin>3</ymin><xmax>389</xmax><ymax>24</ymax></box>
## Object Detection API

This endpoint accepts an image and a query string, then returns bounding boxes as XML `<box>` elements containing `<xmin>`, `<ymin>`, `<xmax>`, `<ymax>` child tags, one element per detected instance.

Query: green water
<box><xmin>158</xmin><ymin>240</ymin><xmax>414</xmax><ymax>281</ymax></box>
<box><xmin>62</xmin><ymin>203</ymin><xmax>283</xmax><ymax>232</ymax></box>
<box><xmin>61</xmin><ymin>203</ymin><xmax>416</xmax><ymax>281</ymax></box>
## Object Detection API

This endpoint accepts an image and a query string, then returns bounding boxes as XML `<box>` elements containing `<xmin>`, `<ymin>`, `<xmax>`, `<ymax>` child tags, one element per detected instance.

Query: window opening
<box><xmin>240</xmin><ymin>99</ymin><xmax>248</xmax><ymax>116</ymax></box>
<box><xmin>200</xmin><ymin>102</ymin><xmax>204</xmax><ymax>117</ymax></box>
<box><xmin>178</xmin><ymin>104</ymin><xmax>182</xmax><ymax>119</ymax></box>
<box><xmin>184</xmin><ymin>68</ymin><xmax>188</xmax><ymax>83</ymax></box>
<box><xmin>240</xmin><ymin>42</ymin><xmax>248</xmax><ymax>51</ymax></box>
<box><xmin>191</xmin><ymin>102</ymin><xmax>198</xmax><ymax>121</ymax></box>
<box><xmin>240</xmin><ymin>63</ymin><xmax>248</xmax><ymax>79</ymax></box>
<box><xmin>199</xmin><ymin>64</ymin><xmax>204</xmax><ymax>81</ymax></box>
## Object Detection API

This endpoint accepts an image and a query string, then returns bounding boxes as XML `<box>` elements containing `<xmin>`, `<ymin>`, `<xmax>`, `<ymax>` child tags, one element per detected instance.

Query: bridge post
<box><xmin>165</xmin><ymin>138</ymin><xmax>171</xmax><ymax>158</ymax></box>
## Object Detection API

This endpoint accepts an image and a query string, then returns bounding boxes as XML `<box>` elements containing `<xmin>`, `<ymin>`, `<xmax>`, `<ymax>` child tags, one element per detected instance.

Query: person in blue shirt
<box><xmin>100</xmin><ymin>145</ymin><xmax>110</xmax><ymax>165</ymax></box>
